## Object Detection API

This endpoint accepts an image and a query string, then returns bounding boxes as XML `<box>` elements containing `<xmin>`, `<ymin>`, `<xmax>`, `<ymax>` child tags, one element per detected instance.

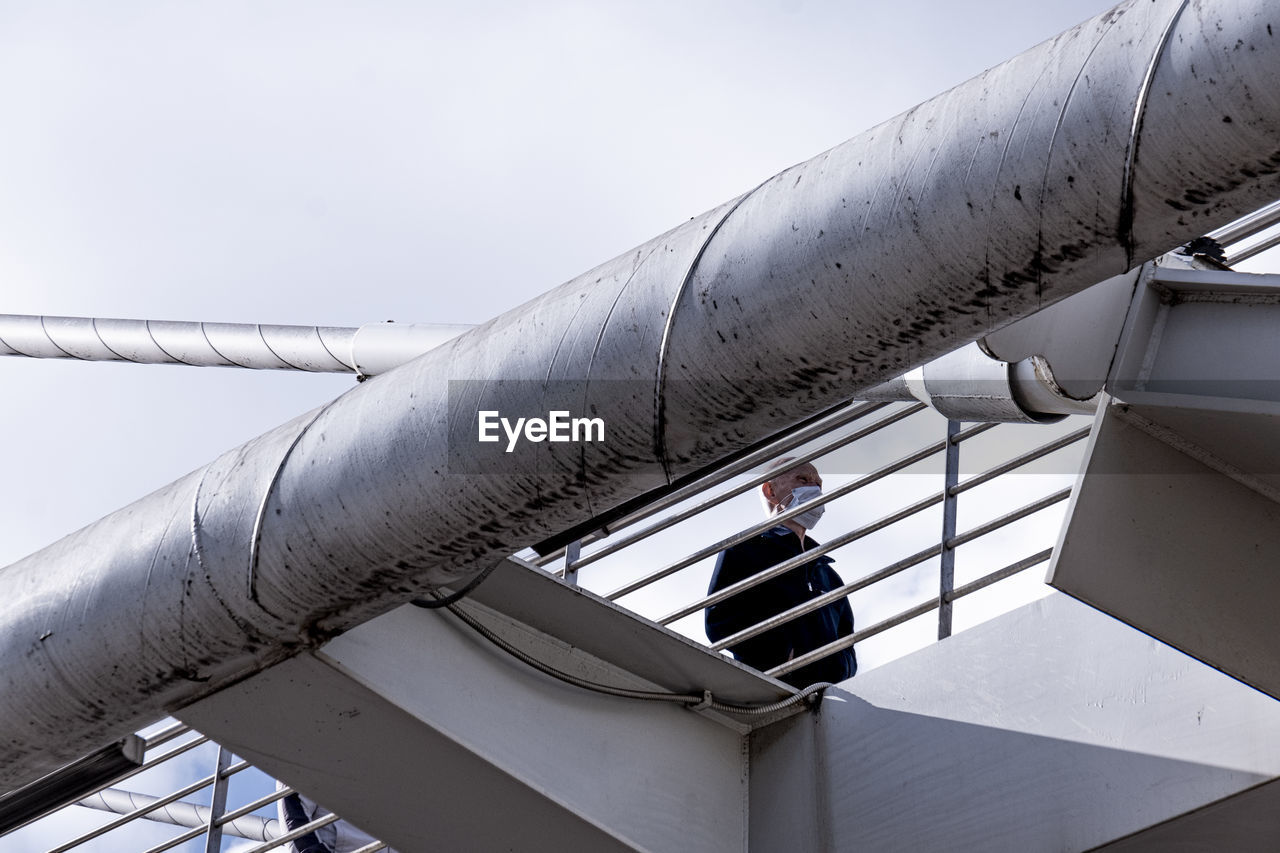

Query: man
<box><xmin>705</xmin><ymin>458</ymin><xmax>856</xmax><ymax>687</ymax></box>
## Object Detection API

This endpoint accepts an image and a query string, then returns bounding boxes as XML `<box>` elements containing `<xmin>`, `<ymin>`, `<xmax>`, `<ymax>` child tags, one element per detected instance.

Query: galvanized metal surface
<box><xmin>1</xmin><ymin>0</ymin><xmax>1279</xmax><ymax>788</ymax></box>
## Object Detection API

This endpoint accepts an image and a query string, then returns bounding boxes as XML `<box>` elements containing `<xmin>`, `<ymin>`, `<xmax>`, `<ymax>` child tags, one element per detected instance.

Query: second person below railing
<box><xmin>704</xmin><ymin>458</ymin><xmax>857</xmax><ymax>688</ymax></box>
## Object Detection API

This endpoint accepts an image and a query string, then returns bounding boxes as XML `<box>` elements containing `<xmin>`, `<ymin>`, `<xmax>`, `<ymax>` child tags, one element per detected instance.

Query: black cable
<box><xmin>416</xmin><ymin>590</ymin><xmax>831</xmax><ymax>717</ymax></box>
<box><xmin>409</xmin><ymin>559</ymin><xmax>503</xmax><ymax>609</ymax></box>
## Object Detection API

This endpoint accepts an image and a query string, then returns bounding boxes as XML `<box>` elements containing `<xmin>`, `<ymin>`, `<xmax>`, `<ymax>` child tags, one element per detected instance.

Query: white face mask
<box><xmin>785</xmin><ymin>485</ymin><xmax>825</xmax><ymax>530</ymax></box>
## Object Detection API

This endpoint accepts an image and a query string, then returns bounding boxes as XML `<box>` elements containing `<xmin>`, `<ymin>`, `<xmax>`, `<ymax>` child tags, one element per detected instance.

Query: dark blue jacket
<box><xmin>705</xmin><ymin>526</ymin><xmax>856</xmax><ymax>687</ymax></box>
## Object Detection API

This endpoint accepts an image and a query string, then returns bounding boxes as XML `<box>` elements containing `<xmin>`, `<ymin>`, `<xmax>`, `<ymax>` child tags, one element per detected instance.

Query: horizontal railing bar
<box><xmin>610</xmin><ymin>433</ymin><xmax>949</xmax><ymax>604</ymax></box>
<box><xmin>568</xmin><ymin>402</ymin><xmax>928</xmax><ymax>574</ymax></box>
<box><xmin>952</xmin><ymin>421</ymin><xmax>998</xmax><ymax>444</ymax></box>
<box><xmin>350</xmin><ymin>842</ymin><xmax>389</xmax><ymax>853</ymax></box>
<box><xmin>710</xmin><ymin>542</ymin><xmax>943</xmax><ymax>651</ymax></box>
<box><xmin>767</xmin><ymin>549</ymin><xmax>1052</xmax><ymax>677</ymax></box>
<box><xmin>945</xmin><ymin>487</ymin><xmax>1072</xmax><ymax>550</ymax></box>
<box><xmin>240</xmin><ymin>811</ymin><xmax>342</xmax><ymax>853</ymax></box>
<box><xmin>141</xmin><ymin>722</ymin><xmax>191</xmax><ymax>751</ymax></box>
<box><xmin>1208</xmin><ymin>197</ymin><xmax>1280</xmax><ymax>247</ymax></box>
<box><xmin>1226</xmin><ymin>228</ymin><xmax>1280</xmax><ymax>265</ymax></box>
<box><xmin>215</xmin><ymin>785</ymin><xmax>293</xmax><ymax>830</ymax></box>
<box><xmin>658</xmin><ymin>487</ymin><xmax>945</xmax><ymax>625</ymax></box>
<box><xmin>949</xmin><ymin>426</ymin><xmax>1090</xmax><ymax>496</ymax></box>
<box><xmin>949</xmin><ymin>547</ymin><xmax>1054</xmax><ymax>599</ymax></box>
<box><xmin>139</xmin><ymin>822</ymin><xmax>207</xmax><ymax>853</ymax></box>
<box><xmin>534</xmin><ymin>400</ymin><xmax>899</xmax><ymax>568</ymax></box>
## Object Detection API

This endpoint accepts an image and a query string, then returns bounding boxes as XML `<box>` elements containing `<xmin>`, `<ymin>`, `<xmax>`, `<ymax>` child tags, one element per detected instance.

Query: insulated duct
<box><xmin>866</xmin><ymin>343</ymin><xmax>1094</xmax><ymax>423</ymax></box>
<box><xmin>2</xmin><ymin>0</ymin><xmax>1279</xmax><ymax>788</ymax></box>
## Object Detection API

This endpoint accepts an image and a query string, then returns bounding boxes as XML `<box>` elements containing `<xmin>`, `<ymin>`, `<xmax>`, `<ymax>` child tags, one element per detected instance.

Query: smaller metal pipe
<box><xmin>944</xmin><ymin>488</ymin><xmax>1073</xmax><ymax>550</ymax></box>
<box><xmin>60</xmin><ymin>769</ymin><xmax>224</xmax><ymax>853</ymax></box>
<box><xmin>768</xmin><ymin>549</ymin><xmax>1052</xmax><ymax>678</ymax></box>
<box><xmin>0</xmin><ymin>315</ymin><xmax>472</xmax><ymax>376</ymax></box>
<box><xmin>563</xmin><ymin>402</ymin><xmax>923</xmax><ymax>574</ymax></box>
<box><xmin>608</xmin><ymin>431</ymin><xmax>948</xmax><ymax>603</ymax></box>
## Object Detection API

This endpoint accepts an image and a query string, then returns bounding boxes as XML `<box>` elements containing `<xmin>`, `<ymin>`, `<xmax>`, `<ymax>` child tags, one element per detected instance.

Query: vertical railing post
<box><xmin>203</xmin><ymin>745</ymin><xmax>233</xmax><ymax>853</ymax></box>
<box><xmin>938</xmin><ymin>419</ymin><xmax>961</xmax><ymax>639</ymax></box>
<box><xmin>563</xmin><ymin>540</ymin><xmax>582</xmax><ymax>586</ymax></box>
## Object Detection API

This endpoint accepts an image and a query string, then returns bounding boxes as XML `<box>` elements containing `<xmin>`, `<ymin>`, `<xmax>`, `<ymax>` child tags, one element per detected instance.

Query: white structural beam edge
<box><xmin>1</xmin><ymin>0</ymin><xmax>1278</xmax><ymax>789</ymax></box>
<box><xmin>0</xmin><ymin>316</ymin><xmax>473</xmax><ymax>377</ymax></box>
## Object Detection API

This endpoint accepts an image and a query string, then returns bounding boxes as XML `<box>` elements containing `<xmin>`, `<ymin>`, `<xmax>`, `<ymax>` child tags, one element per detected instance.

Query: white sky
<box><xmin>9</xmin><ymin>0</ymin><xmax>1274</xmax><ymax>848</ymax></box>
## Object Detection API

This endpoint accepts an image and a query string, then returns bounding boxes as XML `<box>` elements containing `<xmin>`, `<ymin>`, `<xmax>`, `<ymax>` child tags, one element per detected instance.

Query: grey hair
<box><xmin>758</xmin><ymin>456</ymin><xmax>800</xmax><ymax>516</ymax></box>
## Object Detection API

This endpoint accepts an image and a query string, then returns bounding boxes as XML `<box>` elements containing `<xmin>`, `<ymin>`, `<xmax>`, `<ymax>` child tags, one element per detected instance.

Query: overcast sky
<box><xmin>0</xmin><ymin>0</ymin><xmax>1143</xmax><ymax>568</ymax></box>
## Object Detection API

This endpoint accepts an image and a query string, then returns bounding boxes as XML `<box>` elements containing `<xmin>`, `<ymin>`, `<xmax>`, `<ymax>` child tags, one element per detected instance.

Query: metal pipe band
<box><xmin>563</xmin><ymin>402</ymin><xmax>926</xmax><ymax>575</ymax></box>
<box><xmin>607</xmin><ymin>431</ymin><xmax>950</xmax><ymax>603</ymax></box>
<box><xmin>4</xmin><ymin>0</ymin><xmax>1279</xmax><ymax>787</ymax></box>
<box><xmin>767</xmin><ymin>549</ymin><xmax>1053</xmax><ymax>678</ymax></box>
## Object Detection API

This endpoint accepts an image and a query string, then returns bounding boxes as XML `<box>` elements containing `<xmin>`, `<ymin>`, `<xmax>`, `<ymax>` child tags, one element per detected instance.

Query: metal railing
<box><xmin>4</xmin><ymin>720</ymin><xmax>386</xmax><ymax>853</ymax></box>
<box><xmin>527</xmin><ymin>401</ymin><xmax>1093</xmax><ymax>677</ymax></box>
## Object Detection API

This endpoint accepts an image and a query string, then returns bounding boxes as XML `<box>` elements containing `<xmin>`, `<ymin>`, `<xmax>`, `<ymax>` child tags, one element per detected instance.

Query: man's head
<box><xmin>760</xmin><ymin>457</ymin><xmax>824</xmax><ymax>535</ymax></box>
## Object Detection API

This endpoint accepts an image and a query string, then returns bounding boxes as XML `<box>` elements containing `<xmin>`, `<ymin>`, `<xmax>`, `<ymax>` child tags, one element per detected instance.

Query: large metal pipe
<box><xmin>2</xmin><ymin>0</ymin><xmax>1278</xmax><ymax>788</ymax></box>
